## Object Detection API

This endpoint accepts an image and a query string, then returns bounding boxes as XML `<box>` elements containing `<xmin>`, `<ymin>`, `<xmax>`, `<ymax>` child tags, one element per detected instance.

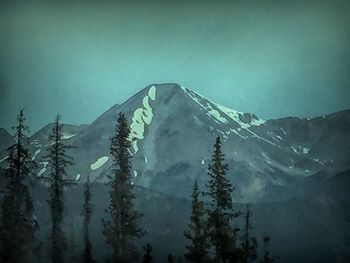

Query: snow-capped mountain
<box><xmin>1</xmin><ymin>83</ymin><xmax>349</xmax><ymax>201</ymax></box>
<box><xmin>0</xmin><ymin>83</ymin><xmax>349</xmax><ymax>262</ymax></box>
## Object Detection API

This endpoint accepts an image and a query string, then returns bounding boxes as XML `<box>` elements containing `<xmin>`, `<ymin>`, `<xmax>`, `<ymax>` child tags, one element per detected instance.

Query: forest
<box><xmin>0</xmin><ymin>110</ymin><xmax>276</xmax><ymax>263</ymax></box>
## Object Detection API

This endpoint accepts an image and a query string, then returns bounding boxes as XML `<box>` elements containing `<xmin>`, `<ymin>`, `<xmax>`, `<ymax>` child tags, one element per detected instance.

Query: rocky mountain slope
<box><xmin>0</xmin><ymin>83</ymin><xmax>349</xmax><ymax>201</ymax></box>
<box><xmin>0</xmin><ymin>128</ymin><xmax>14</xmax><ymax>153</ymax></box>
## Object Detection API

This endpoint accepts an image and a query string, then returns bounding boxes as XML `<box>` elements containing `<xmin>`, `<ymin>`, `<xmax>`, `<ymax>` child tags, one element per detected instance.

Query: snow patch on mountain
<box><xmin>216</xmin><ymin>104</ymin><xmax>265</xmax><ymax>128</ymax></box>
<box><xmin>76</xmin><ymin>174</ymin><xmax>81</xmax><ymax>181</ymax></box>
<box><xmin>61</xmin><ymin>133</ymin><xmax>76</xmax><ymax>140</ymax></box>
<box><xmin>38</xmin><ymin>161</ymin><xmax>48</xmax><ymax>177</ymax></box>
<box><xmin>291</xmin><ymin>146</ymin><xmax>298</xmax><ymax>154</ymax></box>
<box><xmin>32</xmin><ymin>149</ymin><xmax>41</xmax><ymax>160</ymax></box>
<box><xmin>280</xmin><ymin>127</ymin><xmax>287</xmax><ymax>135</ymax></box>
<box><xmin>262</xmin><ymin>152</ymin><xmax>273</xmax><ymax>165</ymax></box>
<box><xmin>44</xmin><ymin>142</ymin><xmax>55</xmax><ymax>147</ymax></box>
<box><xmin>246</xmin><ymin>129</ymin><xmax>281</xmax><ymax>148</ymax></box>
<box><xmin>302</xmin><ymin>147</ymin><xmax>310</xmax><ymax>154</ymax></box>
<box><xmin>31</xmin><ymin>139</ymin><xmax>42</xmax><ymax>148</ymax></box>
<box><xmin>148</xmin><ymin>85</ymin><xmax>156</xmax><ymax>100</ymax></box>
<box><xmin>215</xmin><ymin>104</ymin><xmax>243</xmax><ymax>124</ymax></box>
<box><xmin>314</xmin><ymin>159</ymin><xmax>325</xmax><ymax>165</ymax></box>
<box><xmin>0</xmin><ymin>155</ymin><xmax>9</xmax><ymax>162</ymax></box>
<box><xmin>207</xmin><ymin>109</ymin><xmax>228</xmax><ymax>124</ymax></box>
<box><xmin>229</xmin><ymin>128</ymin><xmax>248</xmax><ymax>139</ymax></box>
<box><xmin>90</xmin><ymin>156</ymin><xmax>109</xmax><ymax>170</ymax></box>
<box><xmin>142</xmin><ymin>96</ymin><xmax>153</xmax><ymax>124</ymax></box>
<box><xmin>276</xmin><ymin>135</ymin><xmax>283</xmax><ymax>141</ymax></box>
<box><xmin>180</xmin><ymin>86</ymin><xmax>266</xmax><ymax>132</ymax></box>
<box><xmin>129</xmin><ymin>86</ymin><xmax>156</xmax><ymax>154</ymax></box>
<box><xmin>31</xmin><ymin>139</ymin><xmax>39</xmax><ymax>145</ymax></box>
<box><xmin>181</xmin><ymin>87</ymin><xmax>228</xmax><ymax>124</ymax></box>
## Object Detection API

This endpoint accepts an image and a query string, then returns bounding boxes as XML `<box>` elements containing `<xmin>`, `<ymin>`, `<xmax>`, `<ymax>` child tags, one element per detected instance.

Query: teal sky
<box><xmin>1</xmin><ymin>0</ymin><xmax>350</xmax><ymax>134</ymax></box>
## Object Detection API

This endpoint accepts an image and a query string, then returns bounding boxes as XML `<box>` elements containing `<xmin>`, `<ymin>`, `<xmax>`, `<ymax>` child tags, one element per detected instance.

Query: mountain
<box><xmin>0</xmin><ymin>128</ymin><xmax>13</xmax><ymax>151</ymax></box>
<box><xmin>0</xmin><ymin>83</ymin><xmax>349</xmax><ymax>262</ymax></box>
<box><xmin>0</xmin><ymin>128</ymin><xmax>14</xmax><ymax>164</ymax></box>
<box><xmin>1</xmin><ymin>83</ymin><xmax>349</xmax><ymax>202</ymax></box>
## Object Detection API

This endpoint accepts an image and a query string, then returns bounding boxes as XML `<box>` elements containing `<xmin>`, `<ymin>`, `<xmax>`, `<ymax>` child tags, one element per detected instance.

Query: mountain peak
<box><xmin>132</xmin><ymin>83</ymin><xmax>267</xmax><ymax>133</ymax></box>
<box><xmin>147</xmin><ymin>83</ymin><xmax>181</xmax><ymax>89</ymax></box>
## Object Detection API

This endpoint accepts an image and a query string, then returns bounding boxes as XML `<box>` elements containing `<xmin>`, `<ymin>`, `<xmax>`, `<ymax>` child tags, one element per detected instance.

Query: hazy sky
<box><xmin>1</xmin><ymin>0</ymin><xmax>349</xmax><ymax>134</ymax></box>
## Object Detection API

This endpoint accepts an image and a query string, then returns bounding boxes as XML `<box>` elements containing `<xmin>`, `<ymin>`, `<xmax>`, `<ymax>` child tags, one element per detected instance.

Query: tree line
<box><xmin>182</xmin><ymin>136</ymin><xmax>275</xmax><ymax>263</ymax></box>
<box><xmin>0</xmin><ymin>110</ymin><xmax>276</xmax><ymax>262</ymax></box>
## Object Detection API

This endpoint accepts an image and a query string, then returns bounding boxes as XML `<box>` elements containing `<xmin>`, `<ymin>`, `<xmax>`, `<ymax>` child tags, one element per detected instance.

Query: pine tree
<box><xmin>142</xmin><ymin>243</ymin><xmax>153</xmax><ymax>263</ymax></box>
<box><xmin>261</xmin><ymin>236</ymin><xmax>275</xmax><ymax>263</ymax></box>
<box><xmin>0</xmin><ymin>110</ymin><xmax>38</xmax><ymax>262</ymax></box>
<box><xmin>44</xmin><ymin>115</ymin><xmax>74</xmax><ymax>263</ymax></box>
<box><xmin>184</xmin><ymin>181</ymin><xmax>210</xmax><ymax>263</ymax></box>
<box><xmin>206</xmin><ymin>136</ymin><xmax>240</xmax><ymax>263</ymax></box>
<box><xmin>83</xmin><ymin>175</ymin><xmax>94</xmax><ymax>263</ymax></box>
<box><xmin>240</xmin><ymin>205</ymin><xmax>257</xmax><ymax>263</ymax></box>
<box><xmin>102</xmin><ymin>112</ymin><xmax>144</xmax><ymax>262</ymax></box>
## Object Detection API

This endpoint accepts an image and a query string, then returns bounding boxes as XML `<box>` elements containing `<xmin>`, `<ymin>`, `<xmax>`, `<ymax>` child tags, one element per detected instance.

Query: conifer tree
<box><xmin>184</xmin><ymin>181</ymin><xmax>210</xmax><ymax>263</ymax></box>
<box><xmin>240</xmin><ymin>205</ymin><xmax>257</xmax><ymax>263</ymax></box>
<box><xmin>206</xmin><ymin>136</ymin><xmax>240</xmax><ymax>262</ymax></box>
<box><xmin>83</xmin><ymin>175</ymin><xmax>94</xmax><ymax>263</ymax></box>
<box><xmin>0</xmin><ymin>110</ymin><xmax>38</xmax><ymax>262</ymax></box>
<box><xmin>44</xmin><ymin>115</ymin><xmax>74</xmax><ymax>263</ymax></box>
<box><xmin>261</xmin><ymin>236</ymin><xmax>275</xmax><ymax>263</ymax></box>
<box><xmin>102</xmin><ymin>112</ymin><xmax>144</xmax><ymax>262</ymax></box>
<box><xmin>142</xmin><ymin>243</ymin><xmax>153</xmax><ymax>263</ymax></box>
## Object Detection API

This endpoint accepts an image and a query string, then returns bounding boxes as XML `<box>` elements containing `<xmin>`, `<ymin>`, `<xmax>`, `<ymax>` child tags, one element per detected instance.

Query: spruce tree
<box><xmin>261</xmin><ymin>236</ymin><xmax>275</xmax><ymax>263</ymax></box>
<box><xmin>0</xmin><ymin>110</ymin><xmax>38</xmax><ymax>262</ymax></box>
<box><xmin>142</xmin><ymin>244</ymin><xmax>153</xmax><ymax>263</ymax></box>
<box><xmin>83</xmin><ymin>175</ymin><xmax>94</xmax><ymax>263</ymax></box>
<box><xmin>102</xmin><ymin>112</ymin><xmax>144</xmax><ymax>262</ymax></box>
<box><xmin>206</xmin><ymin>136</ymin><xmax>240</xmax><ymax>262</ymax></box>
<box><xmin>184</xmin><ymin>181</ymin><xmax>210</xmax><ymax>263</ymax></box>
<box><xmin>240</xmin><ymin>205</ymin><xmax>257</xmax><ymax>263</ymax></box>
<box><xmin>44</xmin><ymin>115</ymin><xmax>74</xmax><ymax>263</ymax></box>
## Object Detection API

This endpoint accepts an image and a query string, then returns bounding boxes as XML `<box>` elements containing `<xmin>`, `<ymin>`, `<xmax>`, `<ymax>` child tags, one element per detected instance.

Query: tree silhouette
<box><xmin>142</xmin><ymin>243</ymin><xmax>153</xmax><ymax>263</ymax></box>
<box><xmin>43</xmin><ymin>115</ymin><xmax>75</xmax><ymax>263</ymax></box>
<box><xmin>206</xmin><ymin>136</ymin><xmax>241</xmax><ymax>262</ymax></box>
<box><xmin>261</xmin><ymin>235</ymin><xmax>275</xmax><ymax>263</ymax></box>
<box><xmin>184</xmin><ymin>181</ymin><xmax>210</xmax><ymax>262</ymax></box>
<box><xmin>240</xmin><ymin>205</ymin><xmax>257</xmax><ymax>263</ymax></box>
<box><xmin>82</xmin><ymin>175</ymin><xmax>94</xmax><ymax>263</ymax></box>
<box><xmin>102</xmin><ymin>112</ymin><xmax>144</xmax><ymax>262</ymax></box>
<box><xmin>0</xmin><ymin>110</ymin><xmax>38</xmax><ymax>262</ymax></box>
